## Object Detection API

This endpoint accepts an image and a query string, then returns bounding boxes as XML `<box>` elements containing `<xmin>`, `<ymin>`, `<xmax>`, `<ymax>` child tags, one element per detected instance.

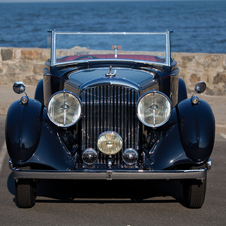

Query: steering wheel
<box><xmin>74</xmin><ymin>55</ymin><xmax>99</xmax><ymax>60</ymax></box>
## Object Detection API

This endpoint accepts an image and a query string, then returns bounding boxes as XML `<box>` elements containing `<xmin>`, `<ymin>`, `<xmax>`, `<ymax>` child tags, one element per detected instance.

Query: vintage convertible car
<box><xmin>5</xmin><ymin>31</ymin><xmax>215</xmax><ymax>208</ymax></box>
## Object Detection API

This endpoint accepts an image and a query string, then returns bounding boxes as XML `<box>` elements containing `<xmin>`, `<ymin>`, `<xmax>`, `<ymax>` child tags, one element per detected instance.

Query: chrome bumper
<box><xmin>12</xmin><ymin>168</ymin><xmax>207</xmax><ymax>181</ymax></box>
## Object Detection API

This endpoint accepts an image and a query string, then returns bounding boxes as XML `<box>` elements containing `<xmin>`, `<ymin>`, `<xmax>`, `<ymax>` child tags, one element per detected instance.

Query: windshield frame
<box><xmin>49</xmin><ymin>31</ymin><xmax>172</xmax><ymax>67</ymax></box>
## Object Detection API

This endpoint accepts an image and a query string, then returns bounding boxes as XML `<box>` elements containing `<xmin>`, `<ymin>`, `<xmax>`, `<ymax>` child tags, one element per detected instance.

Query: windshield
<box><xmin>49</xmin><ymin>31</ymin><xmax>172</xmax><ymax>66</ymax></box>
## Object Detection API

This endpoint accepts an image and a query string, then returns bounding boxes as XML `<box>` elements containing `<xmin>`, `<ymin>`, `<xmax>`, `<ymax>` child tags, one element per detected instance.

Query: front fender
<box><xmin>5</xmin><ymin>99</ymin><xmax>43</xmax><ymax>163</ymax></box>
<box><xmin>146</xmin><ymin>108</ymin><xmax>193</xmax><ymax>170</ymax></box>
<box><xmin>177</xmin><ymin>98</ymin><xmax>215</xmax><ymax>163</ymax></box>
<box><xmin>34</xmin><ymin>79</ymin><xmax>44</xmax><ymax>104</ymax></box>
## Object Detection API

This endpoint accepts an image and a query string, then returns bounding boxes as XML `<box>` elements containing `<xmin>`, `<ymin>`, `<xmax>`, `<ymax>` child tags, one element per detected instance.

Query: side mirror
<box><xmin>195</xmin><ymin>81</ymin><xmax>206</xmax><ymax>94</ymax></box>
<box><xmin>191</xmin><ymin>81</ymin><xmax>206</xmax><ymax>105</ymax></box>
<box><xmin>13</xmin><ymin>81</ymin><xmax>26</xmax><ymax>94</ymax></box>
<box><xmin>13</xmin><ymin>81</ymin><xmax>29</xmax><ymax>105</ymax></box>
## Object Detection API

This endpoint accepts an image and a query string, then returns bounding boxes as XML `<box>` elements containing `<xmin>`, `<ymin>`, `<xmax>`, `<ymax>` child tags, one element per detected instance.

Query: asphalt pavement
<box><xmin>0</xmin><ymin>85</ymin><xmax>225</xmax><ymax>134</ymax></box>
<box><xmin>0</xmin><ymin>87</ymin><xmax>226</xmax><ymax>225</ymax></box>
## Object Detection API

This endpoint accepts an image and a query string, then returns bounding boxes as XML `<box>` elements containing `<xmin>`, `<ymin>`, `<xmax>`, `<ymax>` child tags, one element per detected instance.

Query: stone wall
<box><xmin>172</xmin><ymin>52</ymin><xmax>226</xmax><ymax>95</ymax></box>
<box><xmin>0</xmin><ymin>47</ymin><xmax>226</xmax><ymax>95</ymax></box>
<box><xmin>0</xmin><ymin>47</ymin><xmax>49</xmax><ymax>86</ymax></box>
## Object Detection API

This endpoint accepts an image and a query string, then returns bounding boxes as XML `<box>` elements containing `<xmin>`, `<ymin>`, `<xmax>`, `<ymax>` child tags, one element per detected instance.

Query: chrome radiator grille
<box><xmin>81</xmin><ymin>85</ymin><xmax>140</xmax><ymax>163</ymax></box>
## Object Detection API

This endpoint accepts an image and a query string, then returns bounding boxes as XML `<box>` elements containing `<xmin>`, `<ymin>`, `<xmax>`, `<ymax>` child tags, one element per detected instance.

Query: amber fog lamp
<box><xmin>97</xmin><ymin>131</ymin><xmax>123</xmax><ymax>155</ymax></box>
<box><xmin>47</xmin><ymin>91</ymin><xmax>81</xmax><ymax>127</ymax></box>
<box><xmin>137</xmin><ymin>91</ymin><xmax>172</xmax><ymax>128</ymax></box>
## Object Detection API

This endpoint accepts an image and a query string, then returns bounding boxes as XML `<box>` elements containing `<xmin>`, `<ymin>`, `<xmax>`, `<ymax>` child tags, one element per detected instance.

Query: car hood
<box><xmin>68</xmin><ymin>68</ymin><xmax>158</xmax><ymax>93</ymax></box>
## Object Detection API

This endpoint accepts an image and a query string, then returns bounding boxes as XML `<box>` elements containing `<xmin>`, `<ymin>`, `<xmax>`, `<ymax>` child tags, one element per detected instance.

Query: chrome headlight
<box><xmin>97</xmin><ymin>131</ymin><xmax>123</xmax><ymax>155</ymax></box>
<box><xmin>123</xmin><ymin>149</ymin><xmax>138</xmax><ymax>165</ymax></box>
<box><xmin>47</xmin><ymin>91</ymin><xmax>81</xmax><ymax>127</ymax></box>
<box><xmin>137</xmin><ymin>91</ymin><xmax>172</xmax><ymax>128</ymax></box>
<box><xmin>82</xmin><ymin>148</ymin><xmax>98</xmax><ymax>165</ymax></box>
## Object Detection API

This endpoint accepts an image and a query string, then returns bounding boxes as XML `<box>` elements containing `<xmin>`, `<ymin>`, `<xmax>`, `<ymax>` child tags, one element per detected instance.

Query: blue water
<box><xmin>0</xmin><ymin>1</ymin><xmax>226</xmax><ymax>53</ymax></box>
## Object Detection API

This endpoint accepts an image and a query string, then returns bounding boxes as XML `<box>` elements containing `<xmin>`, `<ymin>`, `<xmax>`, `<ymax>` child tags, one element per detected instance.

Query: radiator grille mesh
<box><xmin>81</xmin><ymin>85</ymin><xmax>139</xmax><ymax>163</ymax></box>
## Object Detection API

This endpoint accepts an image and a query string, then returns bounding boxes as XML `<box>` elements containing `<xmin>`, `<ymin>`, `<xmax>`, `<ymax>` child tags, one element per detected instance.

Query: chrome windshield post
<box><xmin>166</xmin><ymin>30</ymin><xmax>172</xmax><ymax>67</ymax></box>
<box><xmin>51</xmin><ymin>31</ymin><xmax>56</xmax><ymax>67</ymax></box>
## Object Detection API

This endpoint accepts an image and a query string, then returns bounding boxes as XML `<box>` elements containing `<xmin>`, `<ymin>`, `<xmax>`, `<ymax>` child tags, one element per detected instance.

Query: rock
<box><xmin>1</xmin><ymin>48</ymin><xmax>13</xmax><ymax>61</ymax></box>
<box><xmin>21</xmin><ymin>49</ymin><xmax>39</xmax><ymax>60</ymax></box>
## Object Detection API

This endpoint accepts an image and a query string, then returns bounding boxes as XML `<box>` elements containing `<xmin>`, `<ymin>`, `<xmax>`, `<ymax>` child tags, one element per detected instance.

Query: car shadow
<box><xmin>7</xmin><ymin>172</ymin><xmax>185</xmax><ymax>206</ymax></box>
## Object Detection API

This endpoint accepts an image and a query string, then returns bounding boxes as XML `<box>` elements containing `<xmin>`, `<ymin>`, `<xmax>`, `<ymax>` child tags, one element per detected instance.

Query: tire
<box><xmin>183</xmin><ymin>178</ymin><xmax>206</xmax><ymax>208</ymax></box>
<box><xmin>15</xmin><ymin>179</ymin><xmax>36</xmax><ymax>208</ymax></box>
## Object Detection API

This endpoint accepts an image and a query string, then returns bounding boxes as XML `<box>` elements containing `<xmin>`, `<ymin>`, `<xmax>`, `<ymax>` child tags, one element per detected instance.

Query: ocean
<box><xmin>0</xmin><ymin>1</ymin><xmax>226</xmax><ymax>53</ymax></box>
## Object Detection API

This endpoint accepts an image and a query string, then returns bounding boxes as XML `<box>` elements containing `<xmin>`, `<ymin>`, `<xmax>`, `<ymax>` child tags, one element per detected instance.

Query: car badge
<box><xmin>105</xmin><ymin>65</ymin><xmax>116</xmax><ymax>77</ymax></box>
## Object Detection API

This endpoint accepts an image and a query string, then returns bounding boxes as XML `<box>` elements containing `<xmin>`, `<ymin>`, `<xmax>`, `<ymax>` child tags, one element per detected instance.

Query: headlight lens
<box><xmin>123</xmin><ymin>149</ymin><xmax>138</xmax><ymax>165</ymax></box>
<box><xmin>137</xmin><ymin>91</ymin><xmax>172</xmax><ymax>128</ymax></box>
<box><xmin>47</xmin><ymin>91</ymin><xmax>81</xmax><ymax>127</ymax></box>
<box><xmin>97</xmin><ymin>131</ymin><xmax>123</xmax><ymax>155</ymax></box>
<box><xmin>82</xmin><ymin>148</ymin><xmax>98</xmax><ymax>165</ymax></box>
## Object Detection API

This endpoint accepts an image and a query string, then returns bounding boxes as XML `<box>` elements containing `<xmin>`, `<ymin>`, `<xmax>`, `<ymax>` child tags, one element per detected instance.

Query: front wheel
<box><xmin>15</xmin><ymin>179</ymin><xmax>36</xmax><ymax>208</ymax></box>
<box><xmin>183</xmin><ymin>178</ymin><xmax>206</xmax><ymax>208</ymax></box>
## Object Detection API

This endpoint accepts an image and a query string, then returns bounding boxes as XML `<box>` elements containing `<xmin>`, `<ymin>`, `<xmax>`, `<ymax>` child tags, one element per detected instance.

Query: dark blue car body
<box><xmin>5</xmin><ymin>31</ymin><xmax>215</xmax><ymax>208</ymax></box>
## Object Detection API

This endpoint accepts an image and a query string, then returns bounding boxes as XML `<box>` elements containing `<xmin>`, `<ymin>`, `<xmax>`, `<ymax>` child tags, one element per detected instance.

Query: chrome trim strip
<box><xmin>55</xmin><ymin>59</ymin><xmax>168</xmax><ymax>67</ymax></box>
<box><xmin>53</xmin><ymin>31</ymin><xmax>171</xmax><ymax>35</ymax></box>
<box><xmin>13</xmin><ymin>168</ymin><xmax>207</xmax><ymax>180</ymax></box>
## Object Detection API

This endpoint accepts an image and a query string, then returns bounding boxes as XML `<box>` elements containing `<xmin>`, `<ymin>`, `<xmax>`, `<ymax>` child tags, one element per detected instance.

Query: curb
<box><xmin>215</xmin><ymin>123</ymin><xmax>226</xmax><ymax>135</ymax></box>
